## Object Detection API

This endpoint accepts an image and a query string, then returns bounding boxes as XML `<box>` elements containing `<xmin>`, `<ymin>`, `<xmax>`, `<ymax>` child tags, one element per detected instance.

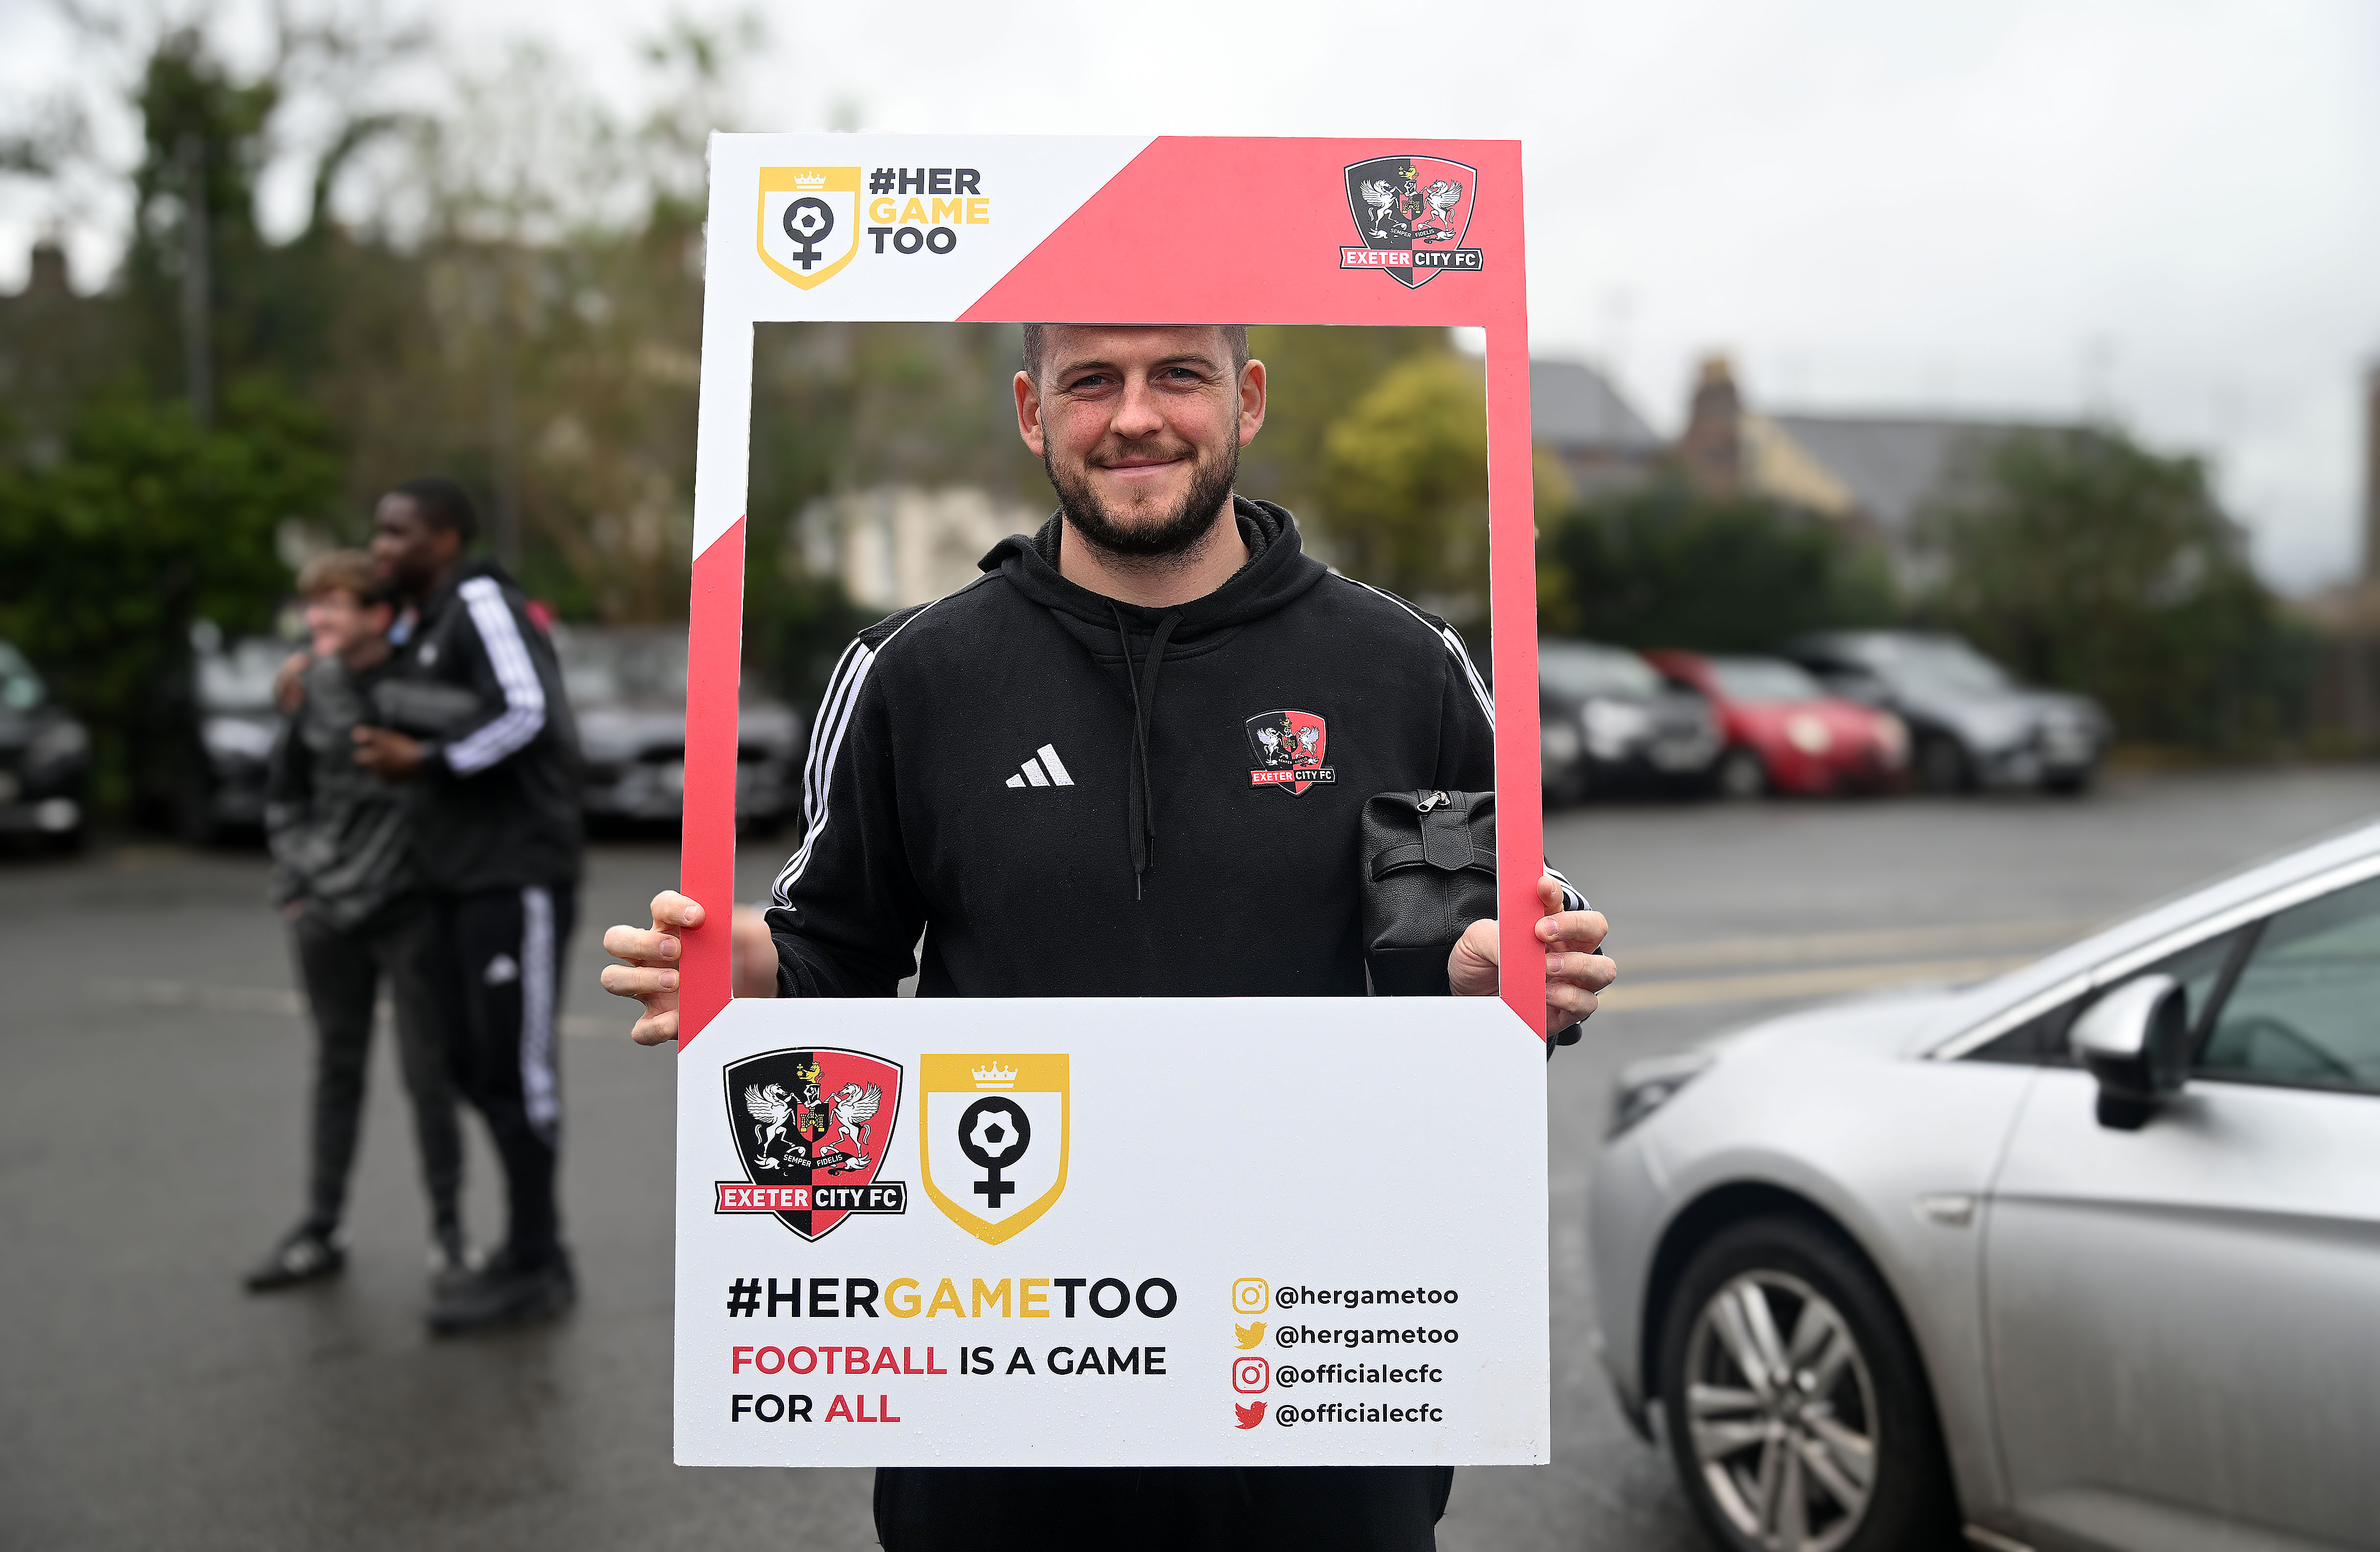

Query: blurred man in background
<box><xmin>353</xmin><ymin>478</ymin><xmax>585</xmax><ymax>1335</ymax></box>
<box><xmin>247</xmin><ymin>550</ymin><xmax>468</xmax><ymax>1294</ymax></box>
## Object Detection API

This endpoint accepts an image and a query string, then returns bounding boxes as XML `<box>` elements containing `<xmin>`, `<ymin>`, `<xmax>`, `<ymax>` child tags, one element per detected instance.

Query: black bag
<box><xmin>1360</xmin><ymin>789</ymin><xmax>1496</xmax><ymax>996</ymax></box>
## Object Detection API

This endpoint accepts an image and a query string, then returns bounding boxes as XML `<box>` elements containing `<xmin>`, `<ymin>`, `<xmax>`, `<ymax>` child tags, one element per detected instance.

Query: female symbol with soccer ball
<box><xmin>956</xmin><ymin>1096</ymin><xmax>1030</xmax><ymax>1209</ymax></box>
<box><xmin>781</xmin><ymin>195</ymin><xmax>835</xmax><ymax>270</ymax></box>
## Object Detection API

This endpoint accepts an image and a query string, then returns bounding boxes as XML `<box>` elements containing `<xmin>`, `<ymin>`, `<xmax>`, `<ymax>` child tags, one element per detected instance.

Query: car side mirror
<box><xmin>2071</xmin><ymin>974</ymin><xmax>2189</xmax><ymax>1130</ymax></box>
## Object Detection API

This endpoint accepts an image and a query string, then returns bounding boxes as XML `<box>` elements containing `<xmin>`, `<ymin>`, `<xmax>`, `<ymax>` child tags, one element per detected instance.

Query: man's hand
<box><xmin>351</xmin><ymin>725</ymin><xmax>426</xmax><ymax>778</ymax></box>
<box><xmin>273</xmin><ymin>650</ymin><xmax>311</xmax><ymax>714</ymax></box>
<box><xmin>601</xmin><ymin>891</ymin><xmax>704</xmax><ymax>1046</ymax></box>
<box><xmin>1448</xmin><ymin>875</ymin><xmax>1615</xmax><ymax>1036</ymax></box>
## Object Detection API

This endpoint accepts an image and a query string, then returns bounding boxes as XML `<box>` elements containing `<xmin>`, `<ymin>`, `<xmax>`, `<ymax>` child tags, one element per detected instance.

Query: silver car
<box><xmin>1589</xmin><ymin>820</ymin><xmax>2380</xmax><ymax>1552</ymax></box>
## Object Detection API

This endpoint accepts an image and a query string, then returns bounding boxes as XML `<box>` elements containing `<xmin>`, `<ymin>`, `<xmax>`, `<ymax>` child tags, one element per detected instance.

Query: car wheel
<box><xmin>1715</xmin><ymin>748</ymin><xmax>1768</xmax><ymax>800</ymax></box>
<box><xmin>1915</xmin><ymin>735</ymin><xmax>1971</xmax><ymax>794</ymax></box>
<box><xmin>1656</xmin><ymin>1215</ymin><xmax>1959</xmax><ymax>1552</ymax></box>
<box><xmin>2043</xmin><ymin>766</ymin><xmax>2094</xmax><ymax>796</ymax></box>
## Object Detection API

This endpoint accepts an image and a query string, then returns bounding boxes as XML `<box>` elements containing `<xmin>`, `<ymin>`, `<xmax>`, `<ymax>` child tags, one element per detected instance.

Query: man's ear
<box><xmin>1238</xmin><ymin>357</ymin><xmax>1267</xmax><ymax>449</ymax></box>
<box><xmin>1014</xmin><ymin>370</ymin><xmax>1046</xmax><ymax>459</ymax></box>
<box><xmin>366</xmin><ymin>602</ymin><xmax>396</xmax><ymax>635</ymax></box>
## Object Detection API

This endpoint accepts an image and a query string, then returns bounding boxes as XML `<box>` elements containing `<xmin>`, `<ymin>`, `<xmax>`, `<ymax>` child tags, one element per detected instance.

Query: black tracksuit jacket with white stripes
<box><xmin>766</xmin><ymin>499</ymin><xmax>1565</xmax><ymax>1000</ymax></box>
<box><xmin>400</xmin><ymin>559</ymin><xmax>583</xmax><ymax>895</ymax></box>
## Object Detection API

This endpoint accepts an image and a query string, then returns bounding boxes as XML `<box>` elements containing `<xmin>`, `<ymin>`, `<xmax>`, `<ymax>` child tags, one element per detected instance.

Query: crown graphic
<box><xmin>792</xmin><ymin>171</ymin><xmax>828</xmax><ymax>189</ymax></box>
<box><xmin>972</xmin><ymin>1061</ymin><xmax>1018</xmax><ymax>1088</ymax></box>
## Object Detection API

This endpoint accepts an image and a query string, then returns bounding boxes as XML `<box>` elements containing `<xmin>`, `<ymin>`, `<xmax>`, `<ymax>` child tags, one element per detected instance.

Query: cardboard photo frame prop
<box><xmin>675</xmin><ymin>135</ymin><xmax>1550</xmax><ymax>1468</ymax></box>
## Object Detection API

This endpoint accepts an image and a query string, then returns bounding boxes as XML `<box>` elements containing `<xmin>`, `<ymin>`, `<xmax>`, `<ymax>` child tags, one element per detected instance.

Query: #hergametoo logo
<box><xmin>1340</xmin><ymin>155</ymin><xmax>1484</xmax><ymax>287</ymax></box>
<box><xmin>717</xmin><ymin>1046</ymin><xmax>906</xmax><ymax>1241</ymax></box>
<box><xmin>1246</xmin><ymin>708</ymin><xmax>1335</xmax><ymax>795</ymax></box>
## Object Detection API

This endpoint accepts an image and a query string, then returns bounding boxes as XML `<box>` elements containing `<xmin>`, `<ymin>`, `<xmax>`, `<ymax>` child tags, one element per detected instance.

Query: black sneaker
<box><xmin>244</xmin><ymin>1224</ymin><xmax>346</xmax><ymax>1292</ymax></box>
<box><xmin>426</xmin><ymin>1247</ymin><xmax>576</xmax><ymax>1335</ymax></box>
<box><xmin>428</xmin><ymin>1223</ymin><xmax>482</xmax><ymax>1298</ymax></box>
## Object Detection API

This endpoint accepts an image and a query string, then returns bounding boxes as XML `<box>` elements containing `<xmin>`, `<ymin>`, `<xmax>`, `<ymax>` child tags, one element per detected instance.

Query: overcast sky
<box><xmin>6</xmin><ymin>0</ymin><xmax>2374</xmax><ymax>589</ymax></box>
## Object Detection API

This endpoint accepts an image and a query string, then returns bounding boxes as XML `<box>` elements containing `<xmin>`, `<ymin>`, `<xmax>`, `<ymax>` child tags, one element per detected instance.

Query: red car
<box><xmin>1642</xmin><ymin>649</ymin><xmax>1908</xmax><ymax>798</ymax></box>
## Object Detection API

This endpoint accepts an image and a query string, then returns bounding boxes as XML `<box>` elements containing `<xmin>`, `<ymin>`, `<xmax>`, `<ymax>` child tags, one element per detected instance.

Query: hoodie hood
<box><xmin>424</xmin><ymin>554</ymin><xmax>524</xmax><ymax>613</ymax></box>
<box><xmin>981</xmin><ymin>496</ymin><xmax>1329</xmax><ymax>644</ymax></box>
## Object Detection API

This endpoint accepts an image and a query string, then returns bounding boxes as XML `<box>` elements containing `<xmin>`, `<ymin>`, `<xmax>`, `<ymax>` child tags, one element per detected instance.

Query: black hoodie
<box><xmin>396</xmin><ymin>558</ymin><xmax>583</xmax><ymax>895</ymax></box>
<box><xmin>766</xmin><ymin>499</ymin><xmax>1571</xmax><ymax>1000</ymax></box>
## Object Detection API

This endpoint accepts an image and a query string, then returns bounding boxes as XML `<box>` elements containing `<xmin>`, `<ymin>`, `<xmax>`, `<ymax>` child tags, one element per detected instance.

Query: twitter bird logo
<box><xmin>1235</xmin><ymin>1321</ymin><xmax>1266</xmax><ymax>1349</ymax></box>
<box><xmin>1234</xmin><ymin>1401</ymin><xmax>1266</xmax><ymax>1429</ymax></box>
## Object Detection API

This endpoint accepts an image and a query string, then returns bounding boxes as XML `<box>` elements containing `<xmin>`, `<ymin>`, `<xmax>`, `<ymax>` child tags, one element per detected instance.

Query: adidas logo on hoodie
<box><xmin>1005</xmin><ymin>744</ymin><xmax>1075</xmax><ymax>789</ymax></box>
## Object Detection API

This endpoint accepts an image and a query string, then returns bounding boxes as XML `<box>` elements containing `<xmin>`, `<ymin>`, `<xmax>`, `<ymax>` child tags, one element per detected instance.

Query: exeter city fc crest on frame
<box><xmin>756</xmin><ymin>166</ymin><xmax>861</xmax><ymax>289</ymax></box>
<box><xmin>919</xmin><ymin>1053</ymin><xmax>1068</xmax><ymax>1245</ymax></box>
<box><xmin>1340</xmin><ymin>155</ymin><xmax>1483</xmax><ymax>288</ymax></box>
<box><xmin>715</xmin><ymin>1045</ymin><xmax>906</xmax><ymax>1239</ymax></box>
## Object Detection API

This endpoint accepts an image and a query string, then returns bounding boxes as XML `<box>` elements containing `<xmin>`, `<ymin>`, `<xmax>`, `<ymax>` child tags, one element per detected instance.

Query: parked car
<box><xmin>1588</xmin><ymin>820</ymin><xmax>2380</xmax><ymax>1552</ymax></box>
<box><xmin>178</xmin><ymin>621</ymin><xmax>286</xmax><ymax>841</ymax></box>
<box><xmin>555</xmin><ymin>624</ymin><xmax>803</xmax><ymax>831</ymax></box>
<box><xmin>1643</xmin><ymin>649</ymin><xmax>1908</xmax><ymax>799</ymax></box>
<box><xmin>1540</xmin><ymin>638</ymin><xmax>1722</xmax><ymax>802</ymax></box>
<box><xmin>1779</xmin><ymin>631</ymin><xmax>2108</xmax><ymax>794</ymax></box>
<box><xmin>0</xmin><ymin>636</ymin><xmax>91</xmax><ymax>849</ymax></box>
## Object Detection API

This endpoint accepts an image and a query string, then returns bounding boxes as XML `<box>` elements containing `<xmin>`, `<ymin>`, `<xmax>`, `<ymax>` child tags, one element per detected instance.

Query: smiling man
<box><xmin>603</xmin><ymin>325</ymin><xmax>1614</xmax><ymax>1551</ymax></box>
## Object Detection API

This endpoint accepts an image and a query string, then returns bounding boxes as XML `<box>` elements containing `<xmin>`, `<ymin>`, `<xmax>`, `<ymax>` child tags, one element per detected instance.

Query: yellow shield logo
<box><xmin>756</xmin><ymin>166</ymin><xmax>861</xmax><ymax>289</ymax></box>
<box><xmin>919</xmin><ymin>1054</ymin><xmax>1069</xmax><ymax>1244</ymax></box>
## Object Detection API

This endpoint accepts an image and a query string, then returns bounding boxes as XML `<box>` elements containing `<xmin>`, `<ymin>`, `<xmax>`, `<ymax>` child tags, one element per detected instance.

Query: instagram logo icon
<box><xmin>1232</xmin><ymin>1356</ymin><xmax>1270</xmax><ymax>1395</ymax></box>
<box><xmin>1231</xmin><ymin>1278</ymin><xmax>1269</xmax><ymax>1315</ymax></box>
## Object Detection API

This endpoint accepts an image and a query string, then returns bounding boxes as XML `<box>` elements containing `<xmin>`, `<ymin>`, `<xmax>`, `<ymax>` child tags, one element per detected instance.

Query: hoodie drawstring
<box><xmin>1109</xmin><ymin>602</ymin><xmax>1182</xmax><ymax>899</ymax></box>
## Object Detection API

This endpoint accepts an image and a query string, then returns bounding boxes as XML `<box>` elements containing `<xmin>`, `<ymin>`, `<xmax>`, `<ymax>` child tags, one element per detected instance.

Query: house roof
<box><xmin>1764</xmin><ymin>415</ymin><xmax>2044</xmax><ymax>534</ymax></box>
<box><xmin>1530</xmin><ymin>358</ymin><xmax>1661</xmax><ymax>453</ymax></box>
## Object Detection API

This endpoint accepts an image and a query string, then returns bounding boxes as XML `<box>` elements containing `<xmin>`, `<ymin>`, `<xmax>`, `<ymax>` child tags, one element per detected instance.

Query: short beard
<box><xmin>1046</xmin><ymin>438</ymin><xmax>1239</xmax><ymax>568</ymax></box>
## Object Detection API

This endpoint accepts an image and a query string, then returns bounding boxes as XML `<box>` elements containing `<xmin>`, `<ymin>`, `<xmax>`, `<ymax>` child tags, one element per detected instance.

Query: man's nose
<box><xmin>1110</xmin><ymin>377</ymin><xmax>1166</xmax><ymax>439</ymax></box>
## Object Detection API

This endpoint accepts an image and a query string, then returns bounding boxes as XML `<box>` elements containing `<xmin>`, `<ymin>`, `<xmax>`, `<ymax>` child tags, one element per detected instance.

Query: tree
<box><xmin>1313</xmin><ymin>352</ymin><xmax>1490</xmax><ymax>626</ymax></box>
<box><xmin>0</xmin><ymin>381</ymin><xmax>338</xmax><ymax>809</ymax></box>
<box><xmin>1538</xmin><ymin>479</ymin><xmax>1893</xmax><ymax>650</ymax></box>
<box><xmin>1917</xmin><ymin>427</ymin><xmax>2312</xmax><ymax>748</ymax></box>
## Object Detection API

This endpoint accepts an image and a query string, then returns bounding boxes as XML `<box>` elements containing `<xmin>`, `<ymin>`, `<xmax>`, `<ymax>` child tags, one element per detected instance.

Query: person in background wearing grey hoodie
<box><xmin>245</xmin><ymin>550</ymin><xmax>471</xmax><ymax>1293</ymax></box>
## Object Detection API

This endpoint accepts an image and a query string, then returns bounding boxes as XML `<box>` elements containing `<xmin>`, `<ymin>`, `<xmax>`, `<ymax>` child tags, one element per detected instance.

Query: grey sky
<box><xmin>7</xmin><ymin>0</ymin><xmax>2373</xmax><ymax>588</ymax></box>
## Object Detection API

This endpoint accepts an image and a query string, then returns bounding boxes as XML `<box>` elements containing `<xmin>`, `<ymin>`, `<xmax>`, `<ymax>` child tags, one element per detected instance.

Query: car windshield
<box><xmin>1708</xmin><ymin>658</ymin><xmax>1826</xmax><ymax>703</ymax></box>
<box><xmin>1541</xmin><ymin>642</ymin><xmax>1661</xmax><ymax>699</ymax></box>
<box><xmin>198</xmin><ymin>638</ymin><xmax>290</xmax><ymax>713</ymax></box>
<box><xmin>1876</xmin><ymin>639</ymin><xmax>2012</xmax><ymax>695</ymax></box>
<box><xmin>0</xmin><ymin>639</ymin><xmax>45</xmax><ymax>711</ymax></box>
<box><xmin>556</xmin><ymin>630</ymin><xmax>689</xmax><ymax>706</ymax></box>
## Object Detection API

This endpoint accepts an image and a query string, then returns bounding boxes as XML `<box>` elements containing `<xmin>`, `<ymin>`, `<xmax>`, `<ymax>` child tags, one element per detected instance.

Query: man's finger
<box><xmin>603</xmin><ymin>923</ymin><xmax>679</xmax><ymax>964</ymax></box>
<box><xmin>651</xmin><ymin>890</ymin><xmax>706</xmax><ymax>930</ymax></box>
<box><xmin>1547</xmin><ymin>951</ymin><xmax>1617</xmax><ymax>992</ymax></box>
<box><xmin>1547</xmin><ymin>985</ymin><xmax>1600</xmax><ymax>1019</ymax></box>
<box><xmin>630</xmin><ymin>1009</ymin><xmax>679</xmax><ymax>1047</ymax></box>
<box><xmin>1537</xmin><ymin>909</ymin><xmax>1608</xmax><ymax>950</ymax></box>
<box><xmin>599</xmin><ymin>964</ymin><xmax>679</xmax><ymax>1000</ymax></box>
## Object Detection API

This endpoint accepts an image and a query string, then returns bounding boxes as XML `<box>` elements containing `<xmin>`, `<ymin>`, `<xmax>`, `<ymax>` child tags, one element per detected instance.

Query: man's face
<box><xmin>303</xmin><ymin>590</ymin><xmax>391</xmax><ymax>660</ymax></box>
<box><xmin>1015</xmin><ymin>327</ymin><xmax>1266</xmax><ymax>559</ymax></box>
<box><xmin>370</xmin><ymin>493</ymin><xmax>460</xmax><ymax>596</ymax></box>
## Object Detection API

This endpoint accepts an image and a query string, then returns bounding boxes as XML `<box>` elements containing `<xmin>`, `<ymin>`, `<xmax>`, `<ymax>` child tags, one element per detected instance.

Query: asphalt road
<box><xmin>3</xmin><ymin>768</ymin><xmax>2374</xmax><ymax>1552</ymax></box>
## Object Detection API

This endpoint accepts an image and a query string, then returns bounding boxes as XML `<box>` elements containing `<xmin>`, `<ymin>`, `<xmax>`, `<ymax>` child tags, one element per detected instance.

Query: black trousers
<box><xmin>290</xmin><ymin>902</ymin><xmax>462</xmax><ymax>1236</ymax></box>
<box><xmin>874</xmin><ymin>1466</ymin><xmax>1455</xmax><ymax>1552</ymax></box>
<box><xmin>422</xmin><ymin>886</ymin><xmax>575</xmax><ymax>1265</ymax></box>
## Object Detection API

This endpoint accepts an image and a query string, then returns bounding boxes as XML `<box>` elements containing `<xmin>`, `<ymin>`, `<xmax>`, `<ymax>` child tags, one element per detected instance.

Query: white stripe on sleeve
<box><xmin>1344</xmin><ymin>578</ymin><xmax>1496</xmax><ymax>730</ymax></box>
<box><xmin>443</xmin><ymin>577</ymin><xmax>548</xmax><ymax>774</ymax></box>
<box><xmin>769</xmin><ymin>588</ymin><xmax>967</xmax><ymax>911</ymax></box>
